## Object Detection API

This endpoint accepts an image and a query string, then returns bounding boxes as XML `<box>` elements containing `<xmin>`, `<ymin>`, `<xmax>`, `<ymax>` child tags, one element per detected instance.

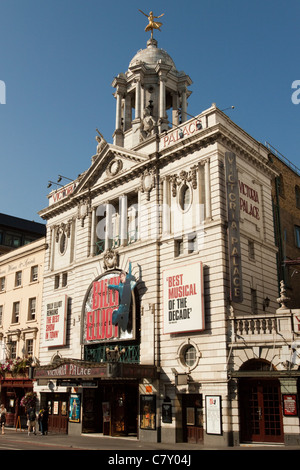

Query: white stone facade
<box><xmin>35</xmin><ymin>38</ymin><xmax>300</xmax><ymax>446</ymax></box>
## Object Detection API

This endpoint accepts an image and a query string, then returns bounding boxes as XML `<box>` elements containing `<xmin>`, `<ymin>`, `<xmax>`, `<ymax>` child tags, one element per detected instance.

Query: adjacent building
<box><xmin>33</xmin><ymin>26</ymin><xmax>300</xmax><ymax>446</ymax></box>
<box><xmin>267</xmin><ymin>142</ymin><xmax>300</xmax><ymax>308</ymax></box>
<box><xmin>0</xmin><ymin>237</ymin><xmax>46</xmax><ymax>427</ymax></box>
<box><xmin>0</xmin><ymin>213</ymin><xmax>46</xmax><ymax>255</ymax></box>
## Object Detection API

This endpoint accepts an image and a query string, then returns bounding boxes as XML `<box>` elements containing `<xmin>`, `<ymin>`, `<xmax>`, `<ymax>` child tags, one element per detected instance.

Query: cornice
<box><xmin>39</xmin><ymin>119</ymin><xmax>278</xmax><ymax>221</ymax></box>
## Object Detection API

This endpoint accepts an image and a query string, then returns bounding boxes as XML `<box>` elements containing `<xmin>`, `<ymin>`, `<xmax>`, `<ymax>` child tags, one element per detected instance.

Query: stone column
<box><xmin>115</xmin><ymin>91</ymin><xmax>122</xmax><ymax>130</ymax></box>
<box><xmin>124</xmin><ymin>95</ymin><xmax>132</xmax><ymax>131</ymax></box>
<box><xmin>204</xmin><ymin>159</ymin><xmax>211</xmax><ymax>220</ymax></box>
<box><xmin>172</xmin><ymin>93</ymin><xmax>179</xmax><ymax>126</ymax></box>
<box><xmin>119</xmin><ymin>195</ymin><xmax>128</xmax><ymax>246</ymax></box>
<box><xmin>104</xmin><ymin>202</ymin><xmax>113</xmax><ymax>250</ymax></box>
<box><xmin>159</xmin><ymin>75</ymin><xmax>168</xmax><ymax>132</ymax></box>
<box><xmin>162</xmin><ymin>176</ymin><xmax>171</xmax><ymax>235</ymax></box>
<box><xmin>180</xmin><ymin>86</ymin><xmax>187</xmax><ymax>123</ymax></box>
<box><xmin>90</xmin><ymin>207</ymin><xmax>96</xmax><ymax>256</ymax></box>
<box><xmin>135</xmin><ymin>79</ymin><xmax>141</xmax><ymax>120</ymax></box>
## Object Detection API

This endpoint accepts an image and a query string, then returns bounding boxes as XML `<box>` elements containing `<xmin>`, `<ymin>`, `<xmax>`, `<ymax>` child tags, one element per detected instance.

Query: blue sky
<box><xmin>1</xmin><ymin>0</ymin><xmax>299</xmax><ymax>223</ymax></box>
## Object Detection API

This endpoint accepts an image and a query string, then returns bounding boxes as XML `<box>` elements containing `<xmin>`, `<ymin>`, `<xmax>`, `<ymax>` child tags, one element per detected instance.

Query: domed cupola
<box><xmin>112</xmin><ymin>11</ymin><xmax>192</xmax><ymax>149</ymax></box>
<box><xmin>129</xmin><ymin>37</ymin><xmax>177</xmax><ymax>72</ymax></box>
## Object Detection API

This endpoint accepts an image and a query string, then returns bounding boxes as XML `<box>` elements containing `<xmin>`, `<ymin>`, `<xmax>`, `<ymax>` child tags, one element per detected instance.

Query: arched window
<box><xmin>179</xmin><ymin>183</ymin><xmax>192</xmax><ymax>211</ymax></box>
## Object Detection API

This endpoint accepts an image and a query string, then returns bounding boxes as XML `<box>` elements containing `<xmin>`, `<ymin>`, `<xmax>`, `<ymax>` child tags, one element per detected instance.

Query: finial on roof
<box><xmin>139</xmin><ymin>9</ymin><xmax>164</xmax><ymax>39</ymax></box>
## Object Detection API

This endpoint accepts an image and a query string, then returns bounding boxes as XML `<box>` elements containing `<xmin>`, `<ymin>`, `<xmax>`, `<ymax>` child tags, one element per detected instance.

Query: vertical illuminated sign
<box><xmin>225</xmin><ymin>152</ymin><xmax>243</xmax><ymax>303</ymax></box>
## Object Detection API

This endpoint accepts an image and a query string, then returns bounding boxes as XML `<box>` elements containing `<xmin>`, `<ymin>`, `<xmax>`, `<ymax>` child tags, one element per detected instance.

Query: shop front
<box><xmin>0</xmin><ymin>375</ymin><xmax>33</xmax><ymax>428</ymax></box>
<box><xmin>34</xmin><ymin>360</ymin><xmax>158</xmax><ymax>436</ymax></box>
<box><xmin>82</xmin><ymin>380</ymin><xmax>138</xmax><ymax>436</ymax></box>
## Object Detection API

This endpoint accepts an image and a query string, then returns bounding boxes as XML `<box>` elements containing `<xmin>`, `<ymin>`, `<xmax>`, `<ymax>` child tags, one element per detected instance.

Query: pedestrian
<box><xmin>41</xmin><ymin>407</ymin><xmax>49</xmax><ymax>435</ymax></box>
<box><xmin>38</xmin><ymin>409</ymin><xmax>44</xmax><ymax>434</ymax></box>
<box><xmin>0</xmin><ymin>404</ymin><xmax>7</xmax><ymax>435</ymax></box>
<box><xmin>27</xmin><ymin>406</ymin><xmax>36</xmax><ymax>435</ymax></box>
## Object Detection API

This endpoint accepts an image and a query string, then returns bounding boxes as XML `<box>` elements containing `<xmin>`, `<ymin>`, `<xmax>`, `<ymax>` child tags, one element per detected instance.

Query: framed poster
<box><xmin>102</xmin><ymin>402</ymin><xmax>111</xmax><ymax>423</ymax></box>
<box><xmin>140</xmin><ymin>395</ymin><xmax>156</xmax><ymax>430</ymax></box>
<box><xmin>162</xmin><ymin>403</ymin><xmax>172</xmax><ymax>424</ymax></box>
<box><xmin>163</xmin><ymin>261</ymin><xmax>205</xmax><ymax>334</ymax></box>
<box><xmin>283</xmin><ymin>394</ymin><xmax>298</xmax><ymax>416</ymax></box>
<box><xmin>69</xmin><ymin>394</ymin><xmax>81</xmax><ymax>423</ymax></box>
<box><xmin>44</xmin><ymin>295</ymin><xmax>68</xmax><ymax>347</ymax></box>
<box><xmin>205</xmin><ymin>395</ymin><xmax>222</xmax><ymax>435</ymax></box>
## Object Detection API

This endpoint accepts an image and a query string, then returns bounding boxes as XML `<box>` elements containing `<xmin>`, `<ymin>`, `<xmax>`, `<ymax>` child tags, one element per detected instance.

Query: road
<box><xmin>0</xmin><ymin>427</ymin><xmax>298</xmax><ymax>468</ymax></box>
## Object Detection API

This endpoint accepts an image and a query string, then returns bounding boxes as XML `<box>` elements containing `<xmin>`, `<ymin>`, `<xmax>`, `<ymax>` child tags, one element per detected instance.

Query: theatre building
<box><xmin>35</xmin><ymin>22</ymin><xmax>300</xmax><ymax>446</ymax></box>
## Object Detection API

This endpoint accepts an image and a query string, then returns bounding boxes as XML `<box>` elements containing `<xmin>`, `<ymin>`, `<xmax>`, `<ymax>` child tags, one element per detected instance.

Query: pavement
<box><xmin>0</xmin><ymin>427</ymin><xmax>299</xmax><ymax>452</ymax></box>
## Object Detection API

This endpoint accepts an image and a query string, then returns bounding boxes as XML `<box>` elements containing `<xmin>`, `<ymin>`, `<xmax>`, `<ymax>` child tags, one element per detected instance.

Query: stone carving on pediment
<box><xmin>103</xmin><ymin>248</ymin><xmax>119</xmax><ymax>270</ymax></box>
<box><xmin>140</xmin><ymin>168</ymin><xmax>156</xmax><ymax>200</ymax></box>
<box><xmin>169</xmin><ymin>165</ymin><xmax>198</xmax><ymax>196</ymax></box>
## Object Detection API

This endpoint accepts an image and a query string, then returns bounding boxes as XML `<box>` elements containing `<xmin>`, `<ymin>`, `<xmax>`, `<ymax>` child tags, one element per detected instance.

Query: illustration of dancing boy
<box><xmin>108</xmin><ymin>262</ymin><xmax>136</xmax><ymax>331</ymax></box>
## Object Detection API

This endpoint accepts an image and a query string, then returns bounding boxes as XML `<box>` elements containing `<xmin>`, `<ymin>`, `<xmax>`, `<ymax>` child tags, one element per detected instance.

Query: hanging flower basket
<box><xmin>0</xmin><ymin>357</ymin><xmax>33</xmax><ymax>377</ymax></box>
<box><xmin>20</xmin><ymin>392</ymin><xmax>37</xmax><ymax>409</ymax></box>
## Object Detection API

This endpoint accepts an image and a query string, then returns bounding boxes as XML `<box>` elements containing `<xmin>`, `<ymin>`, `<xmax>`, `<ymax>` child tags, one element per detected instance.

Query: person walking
<box><xmin>0</xmin><ymin>404</ymin><xmax>7</xmax><ymax>435</ymax></box>
<box><xmin>38</xmin><ymin>409</ymin><xmax>44</xmax><ymax>434</ymax></box>
<box><xmin>27</xmin><ymin>406</ymin><xmax>36</xmax><ymax>435</ymax></box>
<box><xmin>41</xmin><ymin>407</ymin><xmax>49</xmax><ymax>435</ymax></box>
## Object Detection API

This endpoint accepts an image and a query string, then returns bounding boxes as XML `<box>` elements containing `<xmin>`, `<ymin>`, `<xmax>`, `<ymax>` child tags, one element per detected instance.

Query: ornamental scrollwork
<box><xmin>169</xmin><ymin>165</ymin><xmax>198</xmax><ymax>197</ymax></box>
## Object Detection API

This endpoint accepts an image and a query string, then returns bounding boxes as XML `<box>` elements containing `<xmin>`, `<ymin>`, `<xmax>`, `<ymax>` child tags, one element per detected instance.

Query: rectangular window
<box><xmin>12</xmin><ymin>301</ymin><xmax>20</xmax><ymax>323</ymax></box>
<box><xmin>295</xmin><ymin>226</ymin><xmax>300</xmax><ymax>248</ymax></box>
<box><xmin>248</xmin><ymin>240</ymin><xmax>255</xmax><ymax>260</ymax></box>
<box><xmin>296</xmin><ymin>186</ymin><xmax>300</xmax><ymax>209</ymax></box>
<box><xmin>0</xmin><ymin>277</ymin><xmax>5</xmax><ymax>291</ymax></box>
<box><xmin>31</xmin><ymin>265</ymin><xmax>38</xmax><ymax>282</ymax></box>
<box><xmin>5</xmin><ymin>232</ymin><xmax>22</xmax><ymax>248</ymax></box>
<box><xmin>0</xmin><ymin>305</ymin><xmax>3</xmax><ymax>325</ymax></box>
<box><xmin>175</xmin><ymin>238</ymin><xmax>184</xmax><ymax>257</ymax></box>
<box><xmin>28</xmin><ymin>298</ymin><xmax>36</xmax><ymax>321</ymax></box>
<box><xmin>188</xmin><ymin>233</ymin><xmax>198</xmax><ymax>253</ymax></box>
<box><xmin>10</xmin><ymin>341</ymin><xmax>17</xmax><ymax>359</ymax></box>
<box><xmin>251</xmin><ymin>289</ymin><xmax>258</xmax><ymax>315</ymax></box>
<box><xmin>26</xmin><ymin>339</ymin><xmax>34</xmax><ymax>356</ymax></box>
<box><xmin>127</xmin><ymin>194</ymin><xmax>138</xmax><ymax>245</ymax></box>
<box><xmin>62</xmin><ymin>272</ymin><xmax>68</xmax><ymax>287</ymax></box>
<box><xmin>54</xmin><ymin>275</ymin><xmax>60</xmax><ymax>289</ymax></box>
<box><xmin>15</xmin><ymin>271</ymin><xmax>22</xmax><ymax>287</ymax></box>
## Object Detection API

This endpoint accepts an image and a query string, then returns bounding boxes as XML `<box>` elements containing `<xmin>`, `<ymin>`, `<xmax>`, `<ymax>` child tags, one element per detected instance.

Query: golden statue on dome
<box><xmin>139</xmin><ymin>10</ymin><xmax>164</xmax><ymax>39</ymax></box>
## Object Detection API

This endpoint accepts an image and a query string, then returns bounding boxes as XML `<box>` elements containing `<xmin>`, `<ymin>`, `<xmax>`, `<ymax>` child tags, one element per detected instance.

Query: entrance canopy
<box><xmin>34</xmin><ymin>359</ymin><xmax>158</xmax><ymax>382</ymax></box>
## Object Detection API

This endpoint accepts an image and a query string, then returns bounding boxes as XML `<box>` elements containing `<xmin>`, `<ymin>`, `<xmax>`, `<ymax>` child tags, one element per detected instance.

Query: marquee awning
<box><xmin>34</xmin><ymin>359</ymin><xmax>159</xmax><ymax>381</ymax></box>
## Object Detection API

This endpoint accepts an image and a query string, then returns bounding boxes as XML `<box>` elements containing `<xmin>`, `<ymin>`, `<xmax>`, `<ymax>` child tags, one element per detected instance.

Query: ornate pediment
<box><xmin>74</xmin><ymin>143</ymin><xmax>149</xmax><ymax>194</ymax></box>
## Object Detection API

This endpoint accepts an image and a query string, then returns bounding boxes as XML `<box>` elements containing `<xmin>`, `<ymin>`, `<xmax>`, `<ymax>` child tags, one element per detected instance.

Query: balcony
<box><xmin>230</xmin><ymin>312</ymin><xmax>297</xmax><ymax>346</ymax></box>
